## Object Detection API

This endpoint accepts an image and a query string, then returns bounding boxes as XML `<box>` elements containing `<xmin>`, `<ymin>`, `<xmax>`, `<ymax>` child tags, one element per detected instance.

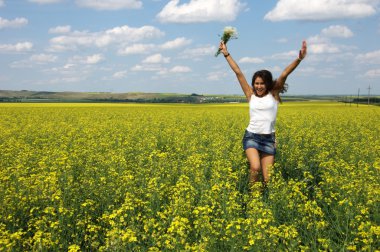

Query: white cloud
<box><xmin>118</xmin><ymin>37</ymin><xmax>191</xmax><ymax>55</ymax></box>
<box><xmin>131</xmin><ymin>52</ymin><xmax>190</xmax><ymax>76</ymax></box>
<box><xmin>157</xmin><ymin>0</ymin><xmax>245</xmax><ymax>23</ymax></box>
<box><xmin>169</xmin><ymin>66</ymin><xmax>191</xmax><ymax>73</ymax></box>
<box><xmin>49</xmin><ymin>25</ymin><xmax>164</xmax><ymax>52</ymax></box>
<box><xmin>364</xmin><ymin>68</ymin><xmax>380</xmax><ymax>77</ymax></box>
<box><xmin>118</xmin><ymin>43</ymin><xmax>155</xmax><ymax>55</ymax></box>
<box><xmin>156</xmin><ymin>69</ymin><xmax>168</xmax><ymax>75</ymax></box>
<box><xmin>356</xmin><ymin>50</ymin><xmax>380</xmax><ymax>64</ymax></box>
<box><xmin>264</xmin><ymin>0</ymin><xmax>377</xmax><ymax>21</ymax></box>
<box><xmin>0</xmin><ymin>42</ymin><xmax>33</xmax><ymax>53</ymax></box>
<box><xmin>85</xmin><ymin>54</ymin><xmax>104</xmax><ymax>64</ymax></box>
<box><xmin>30</xmin><ymin>54</ymin><xmax>58</xmax><ymax>63</ymax></box>
<box><xmin>308</xmin><ymin>43</ymin><xmax>341</xmax><ymax>54</ymax></box>
<box><xmin>44</xmin><ymin>62</ymin><xmax>95</xmax><ymax>84</ymax></box>
<box><xmin>160</xmin><ymin>37</ymin><xmax>192</xmax><ymax>49</ymax></box>
<box><xmin>49</xmin><ymin>25</ymin><xmax>71</xmax><ymax>34</ymax></box>
<box><xmin>10</xmin><ymin>53</ymin><xmax>58</xmax><ymax>68</ymax></box>
<box><xmin>322</xmin><ymin>52</ymin><xmax>355</xmax><ymax>63</ymax></box>
<box><xmin>239</xmin><ymin>57</ymin><xmax>264</xmax><ymax>64</ymax></box>
<box><xmin>142</xmin><ymin>53</ymin><xmax>170</xmax><ymax>64</ymax></box>
<box><xmin>270</xmin><ymin>66</ymin><xmax>283</xmax><ymax>73</ymax></box>
<box><xmin>306</xmin><ymin>25</ymin><xmax>355</xmax><ymax>55</ymax></box>
<box><xmin>9</xmin><ymin>61</ymin><xmax>28</xmax><ymax>68</ymax></box>
<box><xmin>112</xmin><ymin>70</ymin><xmax>128</xmax><ymax>79</ymax></box>
<box><xmin>316</xmin><ymin>67</ymin><xmax>344</xmax><ymax>78</ymax></box>
<box><xmin>130</xmin><ymin>64</ymin><xmax>191</xmax><ymax>75</ymax></box>
<box><xmin>49</xmin><ymin>76</ymin><xmax>85</xmax><ymax>84</ymax></box>
<box><xmin>69</xmin><ymin>54</ymin><xmax>105</xmax><ymax>64</ymax></box>
<box><xmin>321</xmin><ymin>25</ymin><xmax>354</xmax><ymax>38</ymax></box>
<box><xmin>271</xmin><ymin>50</ymin><xmax>299</xmax><ymax>59</ymax></box>
<box><xmin>131</xmin><ymin>64</ymin><xmax>164</xmax><ymax>72</ymax></box>
<box><xmin>308</xmin><ymin>34</ymin><xmax>329</xmax><ymax>44</ymax></box>
<box><xmin>106</xmin><ymin>25</ymin><xmax>163</xmax><ymax>43</ymax></box>
<box><xmin>63</xmin><ymin>63</ymin><xmax>75</xmax><ymax>69</ymax></box>
<box><xmin>297</xmin><ymin>66</ymin><xmax>316</xmax><ymax>75</ymax></box>
<box><xmin>276</xmin><ymin>38</ymin><xmax>288</xmax><ymax>43</ymax></box>
<box><xmin>0</xmin><ymin>0</ymin><xmax>4</xmax><ymax>7</ymax></box>
<box><xmin>75</xmin><ymin>0</ymin><xmax>142</xmax><ymax>10</ymax></box>
<box><xmin>207</xmin><ymin>70</ymin><xmax>228</xmax><ymax>81</ymax></box>
<box><xmin>0</xmin><ymin>17</ymin><xmax>28</xmax><ymax>29</ymax></box>
<box><xmin>28</xmin><ymin>0</ymin><xmax>62</xmax><ymax>3</ymax></box>
<box><xmin>181</xmin><ymin>45</ymin><xmax>216</xmax><ymax>58</ymax></box>
<box><xmin>155</xmin><ymin>66</ymin><xmax>192</xmax><ymax>76</ymax></box>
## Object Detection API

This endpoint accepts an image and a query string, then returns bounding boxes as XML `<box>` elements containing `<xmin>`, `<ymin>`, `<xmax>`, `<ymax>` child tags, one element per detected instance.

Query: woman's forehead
<box><xmin>254</xmin><ymin>77</ymin><xmax>264</xmax><ymax>82</ymax></box>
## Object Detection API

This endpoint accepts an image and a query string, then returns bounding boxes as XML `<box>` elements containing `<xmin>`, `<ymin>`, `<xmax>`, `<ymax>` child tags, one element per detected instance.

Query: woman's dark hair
<box><xmin>252</xmin><ymin>69</ymin><xmax>288</xmax><ymax>101</ymax></box>
<box><xmin>251</xmin><ymin>70</ymin><xmax>274</xmax><ymax>91</ymax></box>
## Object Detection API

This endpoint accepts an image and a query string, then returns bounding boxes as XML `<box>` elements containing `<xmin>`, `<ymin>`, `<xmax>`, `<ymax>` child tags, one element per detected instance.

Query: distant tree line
<box><xmin>339</xmin><ymin>97</ymin><xmax>380</xmax><ymax>106</ymax></box>
<box><xmin>3</xmin><ymin>93</ymin><xmax>378</xmax><ymax>104</ymax></box>
<box><xmin>0</xmin><ymin>95</ymin><xmax>246</xmax><ymax>104</ymax></box>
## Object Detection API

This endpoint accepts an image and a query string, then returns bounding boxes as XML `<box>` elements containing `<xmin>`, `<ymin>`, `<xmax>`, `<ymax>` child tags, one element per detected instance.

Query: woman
<box><xmin>219</xmin><ymin>40</ymin><xmax>307</xmax><ymax>185</ymax></box>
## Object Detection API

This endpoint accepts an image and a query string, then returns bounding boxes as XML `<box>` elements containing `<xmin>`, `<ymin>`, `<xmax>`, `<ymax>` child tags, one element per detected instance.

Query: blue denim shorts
<box><xmin>242</xmin><ymin>130</ymin><xmax>276</xmax><ymax>155</ymax></box>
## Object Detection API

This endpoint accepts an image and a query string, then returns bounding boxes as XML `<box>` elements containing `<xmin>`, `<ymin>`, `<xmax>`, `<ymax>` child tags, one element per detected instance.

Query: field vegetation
<box><xmin>0</xmin><ymin>102</ymin><xmax>379</xmax><ymax>251</ymax></box>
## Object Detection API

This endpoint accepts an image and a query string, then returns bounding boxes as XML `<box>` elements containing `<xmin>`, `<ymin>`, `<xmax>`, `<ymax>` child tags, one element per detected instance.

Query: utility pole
<box><xmin>367</xmin><ymin>85</ymin><xmax>371</xmax><ymax>105</ymax></box>
<box><xmin>350</xmin><ymin>95</ymin><xmax>352</xmax><ymax>106</ymax></box>
<box><xmin>357</xmin><ymin>88</ymin><xmax>360</xmax><ymax>107</ymax></box>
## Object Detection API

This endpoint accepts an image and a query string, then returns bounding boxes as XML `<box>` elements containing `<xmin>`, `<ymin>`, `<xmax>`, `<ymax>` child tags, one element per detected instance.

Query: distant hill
<box><xmin>1</xmin><ymin>90</ymin><xmax>378</xmax><ymax>104</ymax></box>
<box><xmin>0</xmin><ymin>90</ymin><xmax>246</xmax><ymax>103</ymax></box>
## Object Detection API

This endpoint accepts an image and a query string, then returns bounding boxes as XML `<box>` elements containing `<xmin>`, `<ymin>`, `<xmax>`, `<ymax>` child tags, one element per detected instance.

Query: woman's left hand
<box><xmin>299</xmin><ymin>41</ymin><xmax>307</xmax><ymax>60</ymax></box>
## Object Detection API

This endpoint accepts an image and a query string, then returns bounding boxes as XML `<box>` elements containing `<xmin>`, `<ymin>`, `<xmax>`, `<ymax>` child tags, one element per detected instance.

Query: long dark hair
<box><xmin>251</xmin><ymin>70</ymin><xmax>274</xmax><ymax>92</ymax></box>
<box><xmin>251</xmin><ymin>69</ymin><xmax>288</xmax><ymax>101</ymax></box>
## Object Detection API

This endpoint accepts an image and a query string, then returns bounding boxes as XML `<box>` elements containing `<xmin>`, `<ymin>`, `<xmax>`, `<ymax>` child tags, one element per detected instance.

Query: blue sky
<box><xmin>0</xmin><ymin>0</ymin><xmax>379</xmax><ymax>95</ymax></box>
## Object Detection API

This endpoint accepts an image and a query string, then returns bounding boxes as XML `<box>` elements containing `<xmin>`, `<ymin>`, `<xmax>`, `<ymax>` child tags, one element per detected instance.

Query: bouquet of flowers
<box><xmin>215</xmin><ymin>26</ymin><xmax>238</xmax><ymax>57</ymax></box>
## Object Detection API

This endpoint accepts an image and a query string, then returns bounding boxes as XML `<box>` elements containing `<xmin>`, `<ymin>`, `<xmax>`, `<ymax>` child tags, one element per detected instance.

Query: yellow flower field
<box><xmin>0</xmin><ymin>102</ymin><xmax>379</xmax><ymax>251</ymax></box>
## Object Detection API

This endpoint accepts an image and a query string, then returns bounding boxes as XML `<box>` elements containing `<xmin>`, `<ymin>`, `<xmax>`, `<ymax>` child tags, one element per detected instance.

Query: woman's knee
<box><xmin>249</xmin><ymin>163</ymin><xmax>261</xmax><ymax>172</ymax></box>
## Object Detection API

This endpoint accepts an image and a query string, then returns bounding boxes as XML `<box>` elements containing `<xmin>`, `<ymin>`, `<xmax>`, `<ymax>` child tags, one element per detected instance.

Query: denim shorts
<box><xmin>242</xmin><ymin>130</ymin><xmax>276</xmax><ymax>155</ymax></box>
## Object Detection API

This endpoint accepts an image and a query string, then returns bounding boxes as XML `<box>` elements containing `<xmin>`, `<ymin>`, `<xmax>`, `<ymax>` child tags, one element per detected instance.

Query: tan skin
<box><xmin>220</xmin><ymin>40</ymin><xmax>307</xmax><ymax>184</ymax></box>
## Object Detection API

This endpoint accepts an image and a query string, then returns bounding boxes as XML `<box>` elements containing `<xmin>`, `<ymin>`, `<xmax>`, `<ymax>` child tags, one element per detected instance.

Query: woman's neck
<box><xmin>255</xmin><ymin>91</ymin><xmax>269</xmax><ymax>98</ymax></box>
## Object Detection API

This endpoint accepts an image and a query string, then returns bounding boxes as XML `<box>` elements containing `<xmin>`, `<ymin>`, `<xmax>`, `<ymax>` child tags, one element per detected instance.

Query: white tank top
<box><xmin>246</xmin><ymin>92</ymin><xmax>278</xmax><ymax>134</ymax></box>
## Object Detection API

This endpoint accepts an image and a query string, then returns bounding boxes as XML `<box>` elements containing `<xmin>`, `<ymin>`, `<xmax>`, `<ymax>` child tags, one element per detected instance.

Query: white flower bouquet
<box><xmin>215</xmin><ymin>26</ymin><xmax>238</xmax><ymax>57</ymax></box>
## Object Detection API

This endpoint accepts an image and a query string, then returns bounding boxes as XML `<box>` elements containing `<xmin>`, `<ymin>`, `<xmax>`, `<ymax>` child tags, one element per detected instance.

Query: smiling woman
<box><xmin>219</xmin><ymin>40</ymin><xmax>307</xmax><ymax>186</ymax></box>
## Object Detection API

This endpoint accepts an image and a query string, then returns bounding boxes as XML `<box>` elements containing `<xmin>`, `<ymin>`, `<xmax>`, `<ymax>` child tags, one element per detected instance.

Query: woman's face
<box><xmin>253</xmin><ymin>77</ymin><xmax>267</xmax><ymax>97</ymax></box>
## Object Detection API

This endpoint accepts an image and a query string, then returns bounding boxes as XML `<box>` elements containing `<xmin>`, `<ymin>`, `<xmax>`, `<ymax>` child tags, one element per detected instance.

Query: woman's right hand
<box><xmin>219</xmin><ymin>41</ymin><xmax>229</xmax><ymax>56</ymax></box>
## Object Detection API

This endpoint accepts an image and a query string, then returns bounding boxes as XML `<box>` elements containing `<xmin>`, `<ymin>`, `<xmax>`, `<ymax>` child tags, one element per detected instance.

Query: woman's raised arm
<box><xmin>274</xmin><ymin>41</ymin><xmax>307</xmax><ymax>92</ymax></box>
<box><xmin>219</xmin><ymin>41</ymin><xmax>253</xmax><ymax>100</ymax></box>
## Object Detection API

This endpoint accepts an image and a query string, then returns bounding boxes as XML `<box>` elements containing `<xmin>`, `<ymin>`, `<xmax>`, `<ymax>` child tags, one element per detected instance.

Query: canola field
<box><xmin>0</xmin><ymin>102</ymin><xmax>379</xmax><ymax>251</ymax></box>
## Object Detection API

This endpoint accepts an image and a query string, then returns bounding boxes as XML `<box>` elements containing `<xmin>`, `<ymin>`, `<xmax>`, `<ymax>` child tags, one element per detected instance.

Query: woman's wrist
<box><xmin>223</xmin><ymin>52</ymin><xmax>230</xmax><ymax>57</ymax></box>
<box><xmin>297</xmin><ymin>51</ymin><xmax>304</xmax><ymax>61</ymax></box>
